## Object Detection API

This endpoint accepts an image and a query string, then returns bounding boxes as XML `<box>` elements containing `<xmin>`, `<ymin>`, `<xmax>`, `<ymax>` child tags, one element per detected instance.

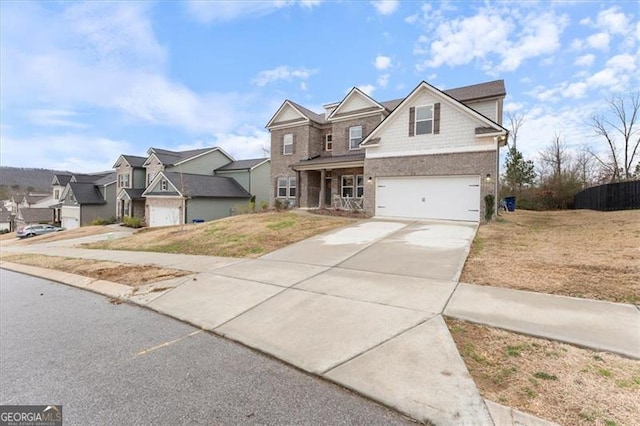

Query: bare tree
<box><xmin>573</xmin><ymin>148</ymin><xmax>596</xmax><ymax>188</ymax></box>
<box><xmin>507</xmin><ymin>112</ymin><xmax>525</xmax><ymax>150</ymax></box>
<box><xmin>589</xmin><ymin>92</ymin><xmax>640</xmax><ymax>181</ymax></box>
<box><xmin>539</xmin><ymin>132</ymin><xmax>569</xmax><ymax>179</ymax></box>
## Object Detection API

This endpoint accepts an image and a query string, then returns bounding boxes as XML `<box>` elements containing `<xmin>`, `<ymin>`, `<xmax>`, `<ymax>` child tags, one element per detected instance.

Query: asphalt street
<box><xmin>0</xmin><ymin>269</ymin><xmax>413</xmax><ymax>425</ymax></box>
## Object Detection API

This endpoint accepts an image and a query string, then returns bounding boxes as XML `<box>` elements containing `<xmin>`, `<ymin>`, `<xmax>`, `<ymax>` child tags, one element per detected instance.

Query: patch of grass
<box><xmin>593</xmin><ymin>354</ymin><xmax>604</xmax><ymax>361</ymax></box>
<box><xmin>533</xmin><ymin>371</ymin><xmax>558</xmax><ymax>381</ymax></box>
<box><xmin>521</xmin><ymin>387</ymin><xmax>537</xmax><ymax>399</ymax></box>
<box><xmin>84</xmin><ymin>212</ymin><xmax>351</xmax><ymax>258</ymax></box>
<box><xmin>506</xmin><ymin>343</ymin><xmax>529</xmax><ymax>357</ymax></box>
<box><xmin>598</xmin><ymin>368</ymin><xmax>612</xmax><ymax>378</ymax></box>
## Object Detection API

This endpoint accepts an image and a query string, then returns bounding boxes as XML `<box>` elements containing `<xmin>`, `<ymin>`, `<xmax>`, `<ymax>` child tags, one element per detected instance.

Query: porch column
<box><xmin>319</xmin><ymin>169</ymin><xmax>326</xmax><ymax>208</ymax></box>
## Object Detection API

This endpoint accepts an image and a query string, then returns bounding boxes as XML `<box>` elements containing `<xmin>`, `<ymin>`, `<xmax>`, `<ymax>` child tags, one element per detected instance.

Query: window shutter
<box><xmin>434</xmin><ymin>103</ymin><xmax>441</xmax><ymax>134</ymax></box>
<box><xmin>409</xmin><ymin>107</ymin><xmax>415</xmax><ymax>137</ymax></box>
<box><xmin>346</xmin><ymin>127</ymin><xmax>350</xmax><ymax>148</ymax></box>
<box><xmin>292</xmin><ymin>134</ymin><xmax>295</xmax><ymax>154</ymax></box>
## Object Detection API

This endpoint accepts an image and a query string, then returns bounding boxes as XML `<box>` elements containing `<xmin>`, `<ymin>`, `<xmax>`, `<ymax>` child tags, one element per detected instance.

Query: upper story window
<box><xmin>54</xmin><ymin>189</ymin><xmax>60</xmax><ymax>200</ymax></box>
<box><xmin>325</xmin><ymin>134</ymin><xmax>333</xmax><ymax>151</ymax></box>
<box><xmin>415</xmin><ymin>105</ymin><xmax>433</xmax><ymax>135</ymax></box>
<box><xmin>283</xmin><ymin>134</ymin><xmax>293</xmax><ymax>155</ymax></box>
<box><xmin>161</xmin><ymin>179</ymin><xmax>168</xmax><ymax>191</ymax></box>
<box><xmin>147</xmin><ymin>171</ymin><xmax>156</xmax><ymax>186</ymax></box>
<box><xmin>118</xmin><ymin>174</ymin><xmax>130</xmax><ymax>189</ymax></box>
<box><xmin>349</xmin><ymin>126</ymin><xmax>362</xmax><ymax>150</ymax></box>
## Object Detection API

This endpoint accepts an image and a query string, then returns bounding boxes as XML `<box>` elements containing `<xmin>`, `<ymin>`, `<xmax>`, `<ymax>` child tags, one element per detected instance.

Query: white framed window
<box><xmin>54</xmin><ymin>189</ymin><xmax>60</xmax><ymax>200</ymax></box>
<box><xmin>415</xmin><ymin>105</ymin><xmax>433</xmax><ymax>135</ymax></box>
<box><xmin>277</xmin><ymin>177</ymin><xmax>288</xmax><ymax>197</ymax></box>
<box><xmin>148</xmin><ymin>171</ymin><xmax>156</xmax><ymax>185</ymax></box>
<box><xmin>288</xmin><ymin>177</ymin><xmax>297</xmax><ymax>198</ymax></box>
<box><xmin>325</xmin><ymin>134</ymin><xmax>333</xmax><ymax>151</ymax></box>
<box><xmin>356</xmin><ymin>175</ymin><xmax>364</xmax><ymax>198</ymax></box>
<box><xmin>349</xmin><ymin>126</ymin><xmax>362</xmax><ymax>150</ymax></box>
<box><xmin>283</xmin><ymin>134</ymin><xmax>293</xmax><ymax>155</ymax></box>
<box><xmin>118</xmin><ymin>174</ymin><xmax>130</xmax><ymax>188</ymax></box>
<box><xmin>161</xmin><ymin>179</ymin><xmax>168</xmax><ymax>191</ymax></box>
<box><xmin>341</xmin><ymin>175</ymin><xmax>354</xmax><ymax>198</ymax></box>
<box><xmin>341</xmin><ymin>175</ymin><xmax>364</xmax><ymax>198</ymax></box>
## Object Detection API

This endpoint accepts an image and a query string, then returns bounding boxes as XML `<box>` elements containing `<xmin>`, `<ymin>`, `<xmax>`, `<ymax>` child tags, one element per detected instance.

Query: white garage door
<box><xmin>61</xmin><ymin>206</ymin><xmax>80</xmax><ymax>230</ymax></box>
<box><xmin>149</xmin><ymin>206</ymin><xmax>181</xmax><ymax>227</ymax></box>
<box><xmin>375</xmin><ymin>176</ymin><xmax>480</xmax><ymax>222</ymax></box>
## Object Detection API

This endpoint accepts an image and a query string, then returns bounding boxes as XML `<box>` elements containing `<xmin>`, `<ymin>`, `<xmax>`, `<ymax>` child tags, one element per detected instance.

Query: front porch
<box><xmin>116</xmin><ymin>188</ymin><xmax>145</xmax><ymax>221</ymax></box>
<box><xmin>292</xmin><ymin>154</ymin><xmax>366</xmax><ymax>211</ymax></box>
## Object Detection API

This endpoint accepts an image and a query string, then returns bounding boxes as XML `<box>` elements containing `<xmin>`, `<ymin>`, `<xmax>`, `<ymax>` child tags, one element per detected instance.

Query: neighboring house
<box><xmin>113</xmin><ymin>155</ymin><xmax>147</xmax><ymax>220</ymax></box>
<box><xmin>142</xmin><ymin>171</ymin><xmax>250</xmax><ymax>226</ymax></box>
<box><xmin>15</xmin><ymin>207</ymin><xmax>53</xmax><ymax>229</ymax></box>
<box><xmin>60</xmin><ymin>172</ymin><xmax>117</xmax><ymax>229</ymax></box>
<box><xmin>214</xmin><ymin>158</ymin><xmax>271</xmax><ymax>205</ymax></box>
<box><xmin>0</xmin><ymin>207</ymin><xmax>12</xmax><ymax>231</ymax></box>
<box><xmin>51</xmin><ymin>174</ymin><xmax>72</xmax><ymax>223</ymax></box>
<box><xmin>266</xmin><ymin>79</ymin><xmax>508</xmax><ymax>222</ymax></box>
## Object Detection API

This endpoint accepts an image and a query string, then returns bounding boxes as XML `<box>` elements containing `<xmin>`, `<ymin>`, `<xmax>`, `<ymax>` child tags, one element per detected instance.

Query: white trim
<box><xmin>266</xmin><ymin>100</ymin><xmax>311</xmax><ymax>129</ymax></box>
<box><xmin>283</xmin><ymin>134</ymin><xmax>293</xmax><ymax>155</ymax></box>
<box><xmin>266</xmin><ymin>120</ymin><xmax>310</xmax><ymax>131</ymax></box>
<box><xmin>142</xmin><ymin>172</ymin><xmax>182</xmax><ymax>197</ymax></box>
<box><xmin>361</xmin><ymin>81</ymin><xmax>507</xmax><ymax>146</ymax></box>
<box><xmin>349</xmin><ymin>126</ymin><xmax>363</xmax><ymax>151</ymax></box>
<box><xmin>328</xmin><ymin>110</ymin><xmax>384</xmax><ymax>122</ymax></box>
<box><xmin>175</xmin><ymin>147</ymin><xmax>234</xmax><ymax>167</ymax></box>
<box><xmin>327</xmin><ymin>87</ymin><xmax>386</xmax><ymax>121</ymax></box>
<box><xmin>365</xmin><ymin>144</ymin><xmax>496</xmax><ymax>159</ymax></box>
<box><xmin>325</xmin><ymin>134</ymin><xmax>333</xmax><ymax>151</ymax></box>
<box><xmin>249</xmin><ymin>158</ymin><xmax>270</xmax><ymax>170</ymax></box>
<box><xmin>293</xmin><ymin>160</ymin><xmax>364</xmax><ymax>171</ymax></box>
<box><xmin>414</xmin><ymin>104</ymin><xmax>434</xmax><ymax>135</ymax></box>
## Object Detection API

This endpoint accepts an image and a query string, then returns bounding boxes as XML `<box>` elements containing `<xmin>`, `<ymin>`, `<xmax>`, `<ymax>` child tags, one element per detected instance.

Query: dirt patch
<box><xmin>307</xmin><ymin>208</ymin><xmax>370</xmax><ymax>219</ymax></box>
<box><xmin>461</xmin><ymin>209</ymin><xmax>640</xmax><ymax>304</ymax></box>
<box><xmin>1</xmin><ymin>254</ymin><xmax>188</xmax><ymax>287</ymax></box>
<box><xmin>446</xmin><ymin>318</ymin><xmax>640</xmax><ymax>426</ymax></box>
<box><xmin>84</xmin><ymin>212</ymin><xmax>352</xmax><ymax>257</ymax></box>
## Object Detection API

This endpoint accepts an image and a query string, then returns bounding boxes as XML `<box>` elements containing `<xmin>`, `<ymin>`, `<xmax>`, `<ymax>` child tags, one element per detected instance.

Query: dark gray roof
<box><xmin>292</xmin><ymin>153</ymin><xmax>365</xmax><ymax>167</ymax></box>
<box><xmin>443</xmin><ymin>80</ymin><xmax>506</xmax><ymax>102</ymax></box>
<box><xmin>73</xmin><ymin>173</ymin><xmax>110</xmax><ymax>183</ymax></box>
<box><xmin>161</xmin><ymin>172</ymin><xmax>250</xmax><ymax>198</ymax></box>
<box><xmin>68</xmin><ymin>182</ymin><xmax>106</xmax><ymax>205</ymax></box>
<box><xmin>148</xmin><ymin>147</ymin><xmax>218</xmax><ymax>166</ymax></box>
<box><xmin>122</xmin><ymin>188</ymin><xmax>145</xmax><ymax>200</ymax></box>
<box><xmin>122</xmin><ymin>155</ymin><xmax>146</xmax><ymax>168</ymax></box>
<box><xmin>53</xmin><ymin>174</ymin><xmax>72</xmax><ymax>186</ymax></box>
<box><xmin>19</xmin><ymin>207</ymin><xmax>52</xmax><ymax>224</ymax></box>
<box><xmin>94</xmin><ymin>172</ymin><xmax>117</xmax><ymax>186</ymax></box>
<box><xmin>288</xmin><ymin>100</ymin><xmax>327</xmax><ymax>124</ymax></box>
<box><xmin>381</xmin><ymin>98</ymin><xmax>403</xmax><ymax>111</ymax></box>
<box><xmin>23</xmin><ymin>195</ymin><xmax>49</xmax><ymax>204</ymax></box>
<box><xmin>0</xmin><ymin>210</ymin><xmax>12</xmax><ymax>222</ymax></box>
<box><xmin>215</xmin><ymin>158</ymin><xmax>269</xmax><ymax>171</ymax></box>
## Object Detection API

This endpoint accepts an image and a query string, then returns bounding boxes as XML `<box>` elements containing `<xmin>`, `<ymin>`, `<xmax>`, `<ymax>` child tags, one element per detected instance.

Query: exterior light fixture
<box><xmin>486</xmin><ymin>174</ymin><xmax>491</xmax><ymax>182</ymax></box>
<box><xmin>367</xmin><ymin>176</ymin><xmax>373</xmax><ymax>183</ymax></box>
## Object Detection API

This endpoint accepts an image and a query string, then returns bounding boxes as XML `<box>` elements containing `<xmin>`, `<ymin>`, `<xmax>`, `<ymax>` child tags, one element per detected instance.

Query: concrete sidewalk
<box><xmin>4</xmin><ymin>219</ymin><xmax>636</xmax><ymax>425</ymax></box>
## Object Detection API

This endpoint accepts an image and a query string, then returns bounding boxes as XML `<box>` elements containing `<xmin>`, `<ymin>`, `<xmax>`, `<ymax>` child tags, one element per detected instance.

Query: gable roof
<box><xmin>22</xmin><ymin>194</ymin><xmax>49</xmax><ymax>204</ymax></box>
<box><xmin>144</xmin><ymin>172</ymin><xmax>250</xmax><ymax>198</ymax></box>
<box><xmin>145</xmin><ymin>147</ymin><xmax>233</xmax><ymax>167</ymax></box>
<box><xmin>67</xmin><ymin>182</ymin><xmax>106</xmax><ymax>205</ymax></box>
<box><xmin>215</xmin><ymin>158</ymin><xmax>269</xmax><ymax>171</ymax></box>
<box><xmin>266</xmin><ymin>100</ymin><xmax>326</xmax><ymax>128</ymax></box>
<box><xmin>72</xmin><ymin>173</ymin><xmax>110</xmax><ymax>183</ymax></box>
<box><xmin>361</xmin><ymin>80</ymin><xmax>508</xmax><ymax>147</ymax></box>
<box><xmin>52</xmin><ymin>174</ymin><xmax>72</xmax><ymax>187</ymax></box>
<box><xmin>119</xmin><ymin>188</ymin><xmax>145</xmax><ymax>201</ymax></box>
<box><xmin>327</xmin><ymin>87</ymin><xmax>386</xmax><ymax>121</ymax></box>
<box><xmin>113</xmin><ymin>154</ymin><xmax>146</xmax><ymax>168</ymax></box>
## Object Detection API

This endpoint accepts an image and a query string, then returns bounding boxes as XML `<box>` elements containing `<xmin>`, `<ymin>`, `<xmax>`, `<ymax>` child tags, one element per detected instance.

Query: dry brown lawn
<box><xmin>461</xmin><ymin>209</ymin><xmax>640</xmax><ymax>304</ymax></box>
<box><xmin>1</xmin><ymin>254</ymin><xmax>188</xmax><ymax>287</ymax></box>
<box><xmin>85</xmin><ymin>212</ymin><xmax>352</xmax><ymax>257</ymax></box>
<box><xmin>446</xmin><ymin>318</ymin><xmax>640</xmax><ymax>426</ymax></box>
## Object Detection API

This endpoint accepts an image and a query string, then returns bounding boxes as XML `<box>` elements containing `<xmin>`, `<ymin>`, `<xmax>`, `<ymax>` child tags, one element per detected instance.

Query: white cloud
<box><xmin>371</xmin><ymin>0</ymin><xmax>399</xmax><ymax>16</ymax></box>
<box><xmin>596</xmin><ymin>7</ymin><xmax>629</xmax><ymax>36</ymax></box>
<box><xmin>377</xmin><ymin>74</ymin><xmax>390</xmax><ymax>88</ymax></box>
<box><xmin>586</xmin><ymin>32</ymin><xmax>610</xmax><ymax>50</ymax></box>
<box><xmin>27</xmin><ymin>109</ymin><xmax>89</xmax><ymax>129</ymax></box>
<box><xmin>574</xmin><ymin>54</ymin><xmax>595</xmax><ymax>67</ymax></box>
<box><xmin>251</xmin><ymin>66</ymin><xmax>316</xmax><ymax>87</ymax></box>
<box><xmin>185</xmin><ymin>1</ymin><xmax>287</xmax><ymax>23</ymax></box>
<box><xmin>405</xmin><ymin>13</ymin><xmax>418</xmax><ymax>24</ymax></box>
<box><xmin>358</xmin><ymin>84</ymin><xmax>376</xmax><ymax>96</ymax></box>
<box><xmin>374</xmin><ymin>55</ymin><xmax>392</xmax><ymax>70</ymax></box>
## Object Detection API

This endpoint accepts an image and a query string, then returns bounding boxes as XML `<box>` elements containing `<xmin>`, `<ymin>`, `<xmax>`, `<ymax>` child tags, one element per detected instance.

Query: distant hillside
<box><xmin>0</xmin><ymin>166</ymin><xmax>73</xmax><ymax>199</ymax></box>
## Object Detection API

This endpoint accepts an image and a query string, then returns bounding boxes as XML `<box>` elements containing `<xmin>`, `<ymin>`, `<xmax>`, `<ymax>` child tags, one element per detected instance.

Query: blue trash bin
<box><xmin>504</xmin><ymin>196</ymin><xmax>516</xmax><ymax>212</ymax></box>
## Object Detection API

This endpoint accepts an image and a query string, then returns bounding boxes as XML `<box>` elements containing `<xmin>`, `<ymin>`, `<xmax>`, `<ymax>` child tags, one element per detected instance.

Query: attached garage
<box><xmin>149</xmin><ymin>206</ymin><xmax>181</xmax><ymax>227</ymax></box>
<box><xmin>61</xmin><ymin>205</ymin><xmax>81</xmax><ymax>230</ymax></box>
<box><xmin>375</xmin><ymin>175</ymin><xmax>480</xmax><ymax>222</ymax></box>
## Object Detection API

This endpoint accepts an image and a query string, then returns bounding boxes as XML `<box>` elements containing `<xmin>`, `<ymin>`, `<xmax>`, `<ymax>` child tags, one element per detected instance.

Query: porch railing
<box><xmin>332</xmin><ymin>195</ymin><xmax>364</xmax><ymax>210</ymax></box>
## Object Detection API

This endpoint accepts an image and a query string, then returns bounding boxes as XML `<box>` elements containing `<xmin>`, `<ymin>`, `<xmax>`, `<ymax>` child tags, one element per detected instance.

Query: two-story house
<box><xmin>266</xmin><ymin>79</ymin><xmax>508</xmax><ymax>222</ymax></box>
<box><xmin>112</xmin><ymin>147</ymin><xmax>271</xmax><ymax>227</ymax></box>
<box><xmin>59</xmin><ymin>172</ymin><xmax>116</xmax><ymax>229</ymax></box>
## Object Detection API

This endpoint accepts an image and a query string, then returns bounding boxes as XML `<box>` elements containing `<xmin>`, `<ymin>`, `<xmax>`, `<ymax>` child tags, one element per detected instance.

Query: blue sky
<box><xmin>1</xmin><ymin>1</ymin><xmax>638</xmax><ymax>173</ymax></box>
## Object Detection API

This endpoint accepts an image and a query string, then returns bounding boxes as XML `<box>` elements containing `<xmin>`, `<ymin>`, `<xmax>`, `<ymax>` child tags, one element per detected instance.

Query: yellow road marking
<box><xmin>135</xmin><ymin>330</ymin><xmax>202</xmax><ymax>356</ymax></box>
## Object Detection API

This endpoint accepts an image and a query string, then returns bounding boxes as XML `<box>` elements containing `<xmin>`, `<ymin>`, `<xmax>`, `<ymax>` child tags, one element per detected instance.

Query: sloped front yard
<box><xmin>85</xmin><ymin>212</ymin><xmax>352</xmax><ymax>257</ymax></box>
<box><xmin>461</xmin><ymin>209</ymin><xmax>640</xmax><ymax>304</ymax></box>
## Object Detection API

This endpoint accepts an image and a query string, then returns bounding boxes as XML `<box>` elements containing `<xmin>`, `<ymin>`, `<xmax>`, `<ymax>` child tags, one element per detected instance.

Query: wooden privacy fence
<box><xmin>574</xmin><ymin>180</ymin><xmax>640</xmax><ymax>211</ymax></box>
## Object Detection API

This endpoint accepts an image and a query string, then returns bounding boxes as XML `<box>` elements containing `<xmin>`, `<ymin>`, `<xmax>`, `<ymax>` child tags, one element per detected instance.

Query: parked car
<box><xmin>16</xmin><ymin>224</ymin><xmax>62</xmax><ymax>238</ymax></box>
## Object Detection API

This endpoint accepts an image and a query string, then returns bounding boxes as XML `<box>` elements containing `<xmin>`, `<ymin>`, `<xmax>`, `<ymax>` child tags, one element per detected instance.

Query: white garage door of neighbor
<box><xmin>61</xmin><ymin>206</ymin><xmax>80</xmax><ymax>230</ymax></box>
<box><xmin>149</xmin><ymin>206</ymin><xmax>181</xmax><ymax>227</ymax></box>
<box><xmin>376</xmin><ymin>176</ymin><xmax>481</xmax><ymax>222</ymax></box>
